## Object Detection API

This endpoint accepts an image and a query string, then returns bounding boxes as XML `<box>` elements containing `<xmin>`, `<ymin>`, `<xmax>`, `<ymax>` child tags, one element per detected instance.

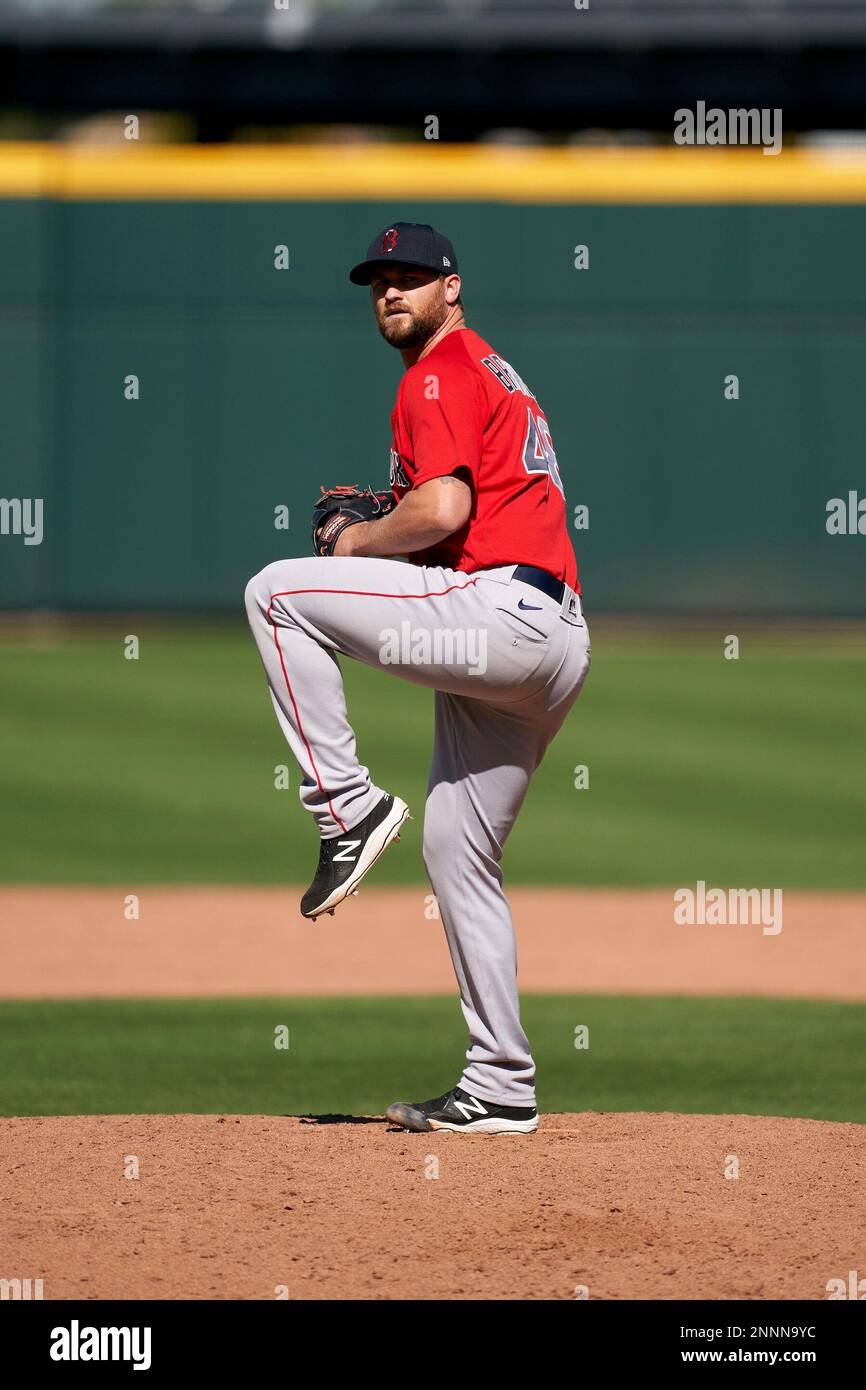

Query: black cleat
<box><xmin>300</xmin><ymin>792</ymin><xmax>410</xmax><ymax>920</ymax></box>
<box><xmin>386</xmin><ymin>1085</ymin><xmax>538</xmax><ymax>1135</ymax></box>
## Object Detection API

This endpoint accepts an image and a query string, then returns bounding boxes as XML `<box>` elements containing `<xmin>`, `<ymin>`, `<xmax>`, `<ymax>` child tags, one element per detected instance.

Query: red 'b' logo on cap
<box><xmin>382</xmin><ymin>228</ymin><xmax>399</xmax><ymax>252</ymax></box>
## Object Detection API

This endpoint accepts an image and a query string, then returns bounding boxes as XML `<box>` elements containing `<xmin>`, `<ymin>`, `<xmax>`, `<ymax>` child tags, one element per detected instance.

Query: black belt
<box><xmin>511</xmin><ymin>564</ymin><xmax>565</xmax><ymax>603</ymax></box>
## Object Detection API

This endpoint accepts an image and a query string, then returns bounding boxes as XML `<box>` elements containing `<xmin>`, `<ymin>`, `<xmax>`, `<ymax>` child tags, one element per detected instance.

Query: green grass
<box><xmin>1</xmin><ymin>996</ymin><xmax>863</xmax><ymax>1123</ymax></box>
<box><xmin>0</xmin><ymin>623</ymin><xmax>864</xmax><ymax>886</ymax></box>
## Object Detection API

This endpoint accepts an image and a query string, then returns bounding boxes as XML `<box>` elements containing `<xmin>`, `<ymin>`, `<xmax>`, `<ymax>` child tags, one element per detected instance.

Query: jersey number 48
<box><xmin>522</xmin><ymin>407</ymin><xmax>564</xmax><ymax>496</ymax></box>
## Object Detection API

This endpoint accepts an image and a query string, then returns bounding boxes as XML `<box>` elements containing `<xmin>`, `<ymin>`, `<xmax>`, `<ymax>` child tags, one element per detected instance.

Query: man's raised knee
<box><xmin>245</xmin><ymin>558</ymin><xmax>309</xmax><ymax>625</ymax></box>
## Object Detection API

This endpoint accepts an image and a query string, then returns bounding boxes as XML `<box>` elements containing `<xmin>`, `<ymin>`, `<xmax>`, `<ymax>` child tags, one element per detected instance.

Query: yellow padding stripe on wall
<box><xmin>3</xmin><ymin>141</ymin><xmax>866</xmax><ymax>202</ymax></box>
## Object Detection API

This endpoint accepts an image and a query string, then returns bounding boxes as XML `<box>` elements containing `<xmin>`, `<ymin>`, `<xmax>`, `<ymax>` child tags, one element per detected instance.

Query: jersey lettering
<box><xmin>389</xmin><ymin>448</ymin><xmax>410</xmax><ymax>491</ymax></box>
<box><xmin>521</xmin><ymin>406</ymin><xmax>564</xmax><ymax>496</ymax></box>
<box><xmin>481</xmin><ymin>353</ymin><xmax>537</xmax><ymax>401</ymax></box>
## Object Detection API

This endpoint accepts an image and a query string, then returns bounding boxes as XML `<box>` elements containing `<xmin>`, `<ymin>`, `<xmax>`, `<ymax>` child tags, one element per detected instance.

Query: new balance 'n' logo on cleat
<box><xmin>300</xmin><ymin>792</ymin><xmax>410</xmax><ymax>920</ymax></box>
<box><xmin>386</xmin><ymin>1085</ymin><xmax>538</xmax><ymax>1135</ymax></box>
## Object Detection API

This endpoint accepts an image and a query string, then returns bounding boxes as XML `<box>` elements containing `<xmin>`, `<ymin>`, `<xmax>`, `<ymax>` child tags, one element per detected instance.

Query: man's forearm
<box><xmin>338</xmin><ymin>508</ymin><xmax>443</xmax><ymax>557</ymax></box>
<box><xmin>335</xmin><ymin>477</ymin><xmax>470</xmax><ymax>557</ymax></box>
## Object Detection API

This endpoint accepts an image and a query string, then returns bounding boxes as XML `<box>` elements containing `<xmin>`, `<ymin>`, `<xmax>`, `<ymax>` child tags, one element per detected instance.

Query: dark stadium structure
<box><xmin>2</xmin><ymin>0</ymin><xmax>866</xmax><ymax>141</ymax></box>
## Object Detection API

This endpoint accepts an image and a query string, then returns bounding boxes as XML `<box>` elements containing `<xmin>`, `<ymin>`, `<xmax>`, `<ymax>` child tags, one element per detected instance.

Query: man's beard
<box><xmin>377</xmin><ymin>301</ymin><xmax>444</xmax><ymax>349</ymax></box>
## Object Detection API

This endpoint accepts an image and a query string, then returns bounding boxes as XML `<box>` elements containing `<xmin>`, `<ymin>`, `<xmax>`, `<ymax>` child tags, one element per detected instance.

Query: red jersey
<box><xmin>388</xmin><ymin>327</ymin><xmax>579</xmax><ymax>591</ymax></box>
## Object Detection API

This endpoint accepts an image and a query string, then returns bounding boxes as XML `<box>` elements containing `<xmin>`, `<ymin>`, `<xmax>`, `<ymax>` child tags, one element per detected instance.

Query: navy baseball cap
<box><xmin>349</xmin><ymin>222</ymin><xmax>458</xmax><ymax>285</ymax></box>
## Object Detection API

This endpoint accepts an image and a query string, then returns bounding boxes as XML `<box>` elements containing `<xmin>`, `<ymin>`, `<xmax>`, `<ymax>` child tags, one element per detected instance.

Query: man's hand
<box><xmin>334</xmin><ymin>474</ymin><xmax>472</xmax><ymax>557</ymax></box>
<box><xmin>311</xmin><ymin>484</ymin><xmax>396</xmax><ymax>557</ymax></box>
<box><xmin>333</xmin><ymin>523</ymin><xmax>369</xmax><ymax>557</ymax></box>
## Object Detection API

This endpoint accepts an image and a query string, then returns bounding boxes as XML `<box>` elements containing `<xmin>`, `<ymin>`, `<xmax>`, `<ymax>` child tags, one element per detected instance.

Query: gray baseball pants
<box><xmin>244</xmin><ymin>556</ymin><xmax>590</xmax><ymax>1108</ymax></box>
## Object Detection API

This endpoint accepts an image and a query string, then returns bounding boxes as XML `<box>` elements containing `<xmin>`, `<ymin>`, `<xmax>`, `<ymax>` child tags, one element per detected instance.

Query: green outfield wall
<box><xmin>1</xmin><ymin>187</ymin><xmax>864</xmax><ymax>614</ymax></box>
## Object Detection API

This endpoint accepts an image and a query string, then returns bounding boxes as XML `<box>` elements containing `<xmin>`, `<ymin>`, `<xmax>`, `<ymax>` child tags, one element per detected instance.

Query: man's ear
<box><xmin>444</xmin><ymin>274</ymin><xmax>462</xmax><ymax>306</ymax></box>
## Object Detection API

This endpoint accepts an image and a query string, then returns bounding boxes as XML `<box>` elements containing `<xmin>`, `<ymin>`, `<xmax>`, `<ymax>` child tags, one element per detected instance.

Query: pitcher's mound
<box><xmin>2</xmin><ymin>1111</ymin><xmax>862</xmax><ymax>1300</ymax></box>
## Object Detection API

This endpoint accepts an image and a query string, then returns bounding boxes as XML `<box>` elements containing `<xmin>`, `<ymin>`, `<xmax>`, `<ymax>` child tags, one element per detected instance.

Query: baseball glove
<box><xmin>311</xmin><ymin>484</ymin><xmax>396</xmax><ymax>557</ymax></box>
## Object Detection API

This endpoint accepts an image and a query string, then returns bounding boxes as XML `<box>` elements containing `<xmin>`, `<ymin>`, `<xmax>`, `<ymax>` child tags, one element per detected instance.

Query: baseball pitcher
<box><xmin>245</xmin><ymin>222</ymin><xmax>590</xmax><ymax>1135</ymax></box>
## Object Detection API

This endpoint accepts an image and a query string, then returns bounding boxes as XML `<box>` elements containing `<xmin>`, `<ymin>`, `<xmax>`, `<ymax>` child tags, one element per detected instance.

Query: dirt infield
<box><xmin>2</xmin><ymin>885</ymin><xmax>863</xmax><ymax>1301</ymax></box>
<box><xmin>2</xmin><ymin>1111</ymin><xmax>863</xmax><ymax>1300</ymax></box>
<box><xmin>1</xmin><ymin>886</ymin><xmax>864</xmax><ymax>999</ymax></box>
